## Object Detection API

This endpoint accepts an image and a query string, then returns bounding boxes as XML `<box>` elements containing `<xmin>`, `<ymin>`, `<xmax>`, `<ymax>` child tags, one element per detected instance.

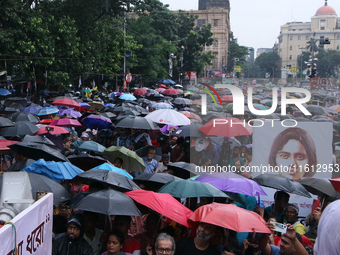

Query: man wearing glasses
<box><xmin>155</xmin><ymin>233</ymin><xmax>176</xmax><ymax>255</ymax></box>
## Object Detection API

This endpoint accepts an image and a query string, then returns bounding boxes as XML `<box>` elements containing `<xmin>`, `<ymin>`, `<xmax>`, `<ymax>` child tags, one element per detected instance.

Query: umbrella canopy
<box><xmin>9</xmin><ymin>111</ymin><xmax>40</xmax><ymax>123</ymax></box>
<box><xmin>133</xmin><ymin>88</ymin><xmax>148</xmax><ymax>96</ymax></box>
<box><xmin>92</xmin><ymin>163</ymin><xmax>133</xmax><ymax>179</ymax></box>
<box><xmin>100</xmin><ymin>112</ymin><xmax>116</xmax><ymax>119</ymax></box>
<box><xmin>163</xmin><ymin>88</ymin><xmax>180</xmax><ymax>95</ymax></box>
<box><xmin>150</xmin><ymin>102</ymin><xmax>173</xmax><ymax>109</ymax></box>
<box><xmin>58</xmin><ymin>109</ymin><xmax>82</xmax><ymax>118</ymax></box>
<box><xmin>35</xmin><ymin>125</ymin><xmax>69</xmax><ymax>135</ymax></box>
<box><xmin>21</xmin><ymin>158</ymin><xmax>83</xmax><ymax>182</ymax></box>
<box><xmin>88</xmin><ymin>101</ymin><xmax>105</xmax><ymax>111</ymax></box>
<box><xmin>157</xmin><ymin>179</ymin><xmax>229</xmax><ymax>198</ymax></box>
<box><xmin>52</xmin><ymin>98</ymin><xmax>80</xmax><ymax>108</ymax></box>
<box><xmin>145</xmin><ymin>109</ymin><xmax>190</xmax><ymax>126</ymax></box>
<box><xmin>68</xmin><ymin>154</ymin><xmax>107</xmax><ymax>171</ymax></box>
<box><xmin>134</xmin><ymin>173</ymin><xmax>182</xmax><ymax>185</ymax></box>
<box><xmin>35</xmin><ymin>106</ymin><xmax>59</xmax><ymax>116</ymax></box>
<box><xmin>180</xmin><ymin>111</ymin><xmax>202</xmax><ymax>121</ymax></box>
<box><xmin>104</xmin><ymin>146</ymin><xmax>145</xmax><ymax>172</ymax></box>
<box><xmin>158</xmin><ymin>84</ymin><xmax>166</xmax><ymax>88</ymax></box>
<box><xmin>76</xmin><ymin>169</ymin><xmax>139</xmax><ymax>192</ymax></box>
<box><xmin>173</xmin><ymin>98</ymin><xmax>191</xmax><ymax>106</ymax></box>
<box><xmin>0</xmin><ymin>172</ymin><xmax>70</xmax><ymax>206</ymax></box>
<box><xmin>38</xmin><ymin>119</ymin><xmax>53</xmax><ymax>124</ymax></box>
<box><xmin>0</xmin><ymin>140</ymin><xmax>19</xmax><ymax>150</ymax></box>
<box><xmin>199</xmin><ymin>117</ymin><xmax>253</xmax><ymax>137</ymax></box>
<box><xmin>82</xmin><ymin>114</ymin><xmax>112</xmax><ymax>130</ymax></box>
<box><xmin>0</xmin><ymin>117</ymin><xmax>14</xmax><ymax>128</ymax></box>
<box><xmin>22</xmin><ymin>105</ymin><xmax>42</xmax><ymax>114</ymax></box>
<box><xmin>4</xmin><ymin>97</ymin><xmax>28</xmax><ymax>107</ymax></box>
<box><xmin>166</xmin><ymin>162</ymin><xmax>199</xmax><ymax>179</ymax></box>
<box><xmin>71</xmin><ymin>140</ymin><xmax>106</xmax><ymax>153</ymax></box>
<box><xmin>115</xmin><ymin>116</ymin><xmax>160</xmax><ymax>130</ymax></box>
<box><xmin>22</xmin><ymin>134</ymin><xmax>55</xmax><ymax>146</ymax></box>
<box><xmin>126</xmin><ymin>189</ymin><xmax>192</xmax><ymax>227</ymax></box>
<box><xmin>189</xmin><ymin>202</ymin><xmax>270</xmax><ymax>233</ymax></box>
<box><xmin>174</xmin><ymin>124</ymin><xmax>204</xmax><ymax>137</ymax></box>
<box><xmin>73</xmin><ymin>188</ymin><xmax>141</xmax><ymax>216</ymax></box>
<box><xmin>0</xmin><ymin>88</ymin><xmax>11</xmax><ymax>96</ymax></box>
<box><xmin>196</xmin><ymin>172</ymin><xmax>267</xmax><ymax>197</ymax></box>
<box><xmin>253</xmin><ymin>174</ymin><xmax>311</xmax><ymax>198</ymax></box>
<box><xmin>305</xmin><ymin>105</ymin><xmax>328</xmax><ymax>115</ymax></box>
<box><xmin>157</xmin><ymin>79</ymin><xmax>176</xmax><ymax>86</ymax></box>
<box><xmin>1</xmin><ymin>121</ymin><xmax>40</xmax><ymax>138</ymax></box>
<box><xmin>298</xmin><ymin>178</ymin><xmax>340</xmax><ymax>198</ymax></box>
<box><xmin>50</xmin><ymin>118</ymin><xmax>82</xmax><ymax>127</ymax></box>
<box><xmin>8</xmin><ymin>142</ymin><xmax>69</xmax><ymax>162</ymax></box>
<box><xmin>155</xmin><ymin>88</ymin><xmax>166</xmax><ymax>92</ymax></box>
<box><xmin>7</xmin><ymin>159</ymin><xmax>36</xmax><ymax>172</ymax></box>
<box><xmin>120</xmin><ymin>94</ymin><xmax>137</xmax><ymax>101</ymax></box>
<box><xmin>330</xmin><ymin>105</ymin><xmax>340</xmax><ymax>112</ymax></box>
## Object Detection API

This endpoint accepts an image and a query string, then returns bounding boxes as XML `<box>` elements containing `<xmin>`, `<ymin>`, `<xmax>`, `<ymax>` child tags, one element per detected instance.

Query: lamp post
<box><xmin>168</xmin><ymin>53</ymin><xmax>176</xmax><ymax>78</ymax></box>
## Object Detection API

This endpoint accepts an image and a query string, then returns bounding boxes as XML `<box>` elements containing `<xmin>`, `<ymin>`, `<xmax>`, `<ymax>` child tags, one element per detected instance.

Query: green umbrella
<box><xmin>157</xmin><ymin>179</ymin><xmax>230</xmax><ymax>199</ymax></box>
<box><xmin>104</xmin><ymin>146</ymin><xmax>145</xmax><ymax>172</ymax></box>
<box><xmin>81</xmin><ymin>88</ymin><xmax>91</xmax><ymax>93</ymax></box>
<box><xmin>71</xmin><ymin>140</ymin><xmax>106</xmax><ymax>153</ymax></box>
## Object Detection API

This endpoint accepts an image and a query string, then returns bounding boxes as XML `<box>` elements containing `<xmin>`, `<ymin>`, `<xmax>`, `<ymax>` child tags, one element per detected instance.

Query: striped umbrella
<box><xmin>35</xmin><ymin>106</ymin><xmax>59</xmax><ymax>116</ymax></box>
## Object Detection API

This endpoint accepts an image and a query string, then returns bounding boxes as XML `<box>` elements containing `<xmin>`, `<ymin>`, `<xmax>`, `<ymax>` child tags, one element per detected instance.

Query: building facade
<box><xmin>278</xmin><ymin>1</ymin><xmax>340</xmax><ymax>77</ymax></box>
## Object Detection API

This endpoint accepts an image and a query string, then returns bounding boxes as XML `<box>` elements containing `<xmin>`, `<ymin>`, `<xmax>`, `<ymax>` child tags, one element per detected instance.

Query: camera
<box><xmin>45</xmin><ymin>126</ymin><xmax>54</xmax><ymax>132</ymax></box>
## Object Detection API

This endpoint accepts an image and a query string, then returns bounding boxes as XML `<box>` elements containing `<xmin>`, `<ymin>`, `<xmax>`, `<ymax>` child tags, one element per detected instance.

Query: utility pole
<box><xmin>123</xmin><ymin>11</ymin><xmax>127</xmax><ymax>92</ymax></box>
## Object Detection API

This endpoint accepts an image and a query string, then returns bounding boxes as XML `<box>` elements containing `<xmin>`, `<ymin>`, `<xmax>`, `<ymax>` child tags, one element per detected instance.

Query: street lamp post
<box><xmin>168</xmin><ymin>53</ymin><xmax>176</xmax><ymax>79</ymax></box>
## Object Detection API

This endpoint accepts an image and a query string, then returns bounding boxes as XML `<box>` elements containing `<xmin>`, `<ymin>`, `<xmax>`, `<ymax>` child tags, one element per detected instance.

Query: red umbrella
<box><xmin>52</xmin><ymin>98</ymin><xmax>80</xmax><ymax>108</ymax></box>
<box><xmin>163</xmin><ymin>88</ymin><xmax>180</xmax><ymax>95</ymax></box>
<box><xmin>199</xmin><ymin>117</ymin><xmax>252</xmax><ymax>137</ymax></box>
<box><xmin>180</xmin><ymin>111</ymin><xmax>202</xmax><ymax>121</ymax></box>
<box><xmin>37</xmin><ymin>119</ymin><xmax>53</xmax><ymax>124</ymax></box>
<box><xmin>221</xmin><ymin>95</ymin><xmax>233</xmax><ymax>102</ymax></box>
<box><xmin>0</xmin><ymin>140</ymin><xmax>19</xmax><ymax>150</ymax></box>
<box><xmin>189</xmin><ymin>202</ymin><xmax>270</xmax><ymax>233</ymax></box>
<box><xmin>133</xmin><ymin>88</ymin><xmax>147</xmax><ymax>96</ymax></box>
<box><xmin>35</xmin><ymin>125</ymin><xmax>69</xmax><ymax>135</ymax></box>
<box><xmin>330</xmin><ymin>178</ymin><xmax>340</xmax><ymax>192</ymax></box>
<box><xmin>125</xmin><ymin>189</ymin><xmax>192</xmax><ymax>227</ymax></box>
<box><xmin>158</xmin><ymin>84</ymin><xmax>166</xmax><ymax>88</ymax></box>
<box><xmin>50</xmin><ymin>119</ymin><xmax>82</xmax><ymax>127</ymax></box>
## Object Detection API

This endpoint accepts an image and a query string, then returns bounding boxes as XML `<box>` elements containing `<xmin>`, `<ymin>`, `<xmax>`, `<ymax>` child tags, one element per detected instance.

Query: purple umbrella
<box><xmin>195</xmin><ymin>172</ymin><xmax>267</xmax><ymax>197</ymax></box>
<box><xmin>58</xmin><ymin>109</ymin><xmax>82</xmax><ymax>118</ymax></box>
<box><xmin>160</xmin><ymin>124</ymin><xmax>179</xmax><ymax>134</ymax></box>
<box><xmin>180</xmin><ymin>107</ymin><xmax>196</xmax><ymax>113</ymax></box>
<box><xmin>22</xmin><ymin>105</ymin><xmax>42</xmax><ymax>114</ymax></box>
<box><xmin>79</xmin><ymin>102</ymin><xmax>90</xmax><ymax>108</ymax></box>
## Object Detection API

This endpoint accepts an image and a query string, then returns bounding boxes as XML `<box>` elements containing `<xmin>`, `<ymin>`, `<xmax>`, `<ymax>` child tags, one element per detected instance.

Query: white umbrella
<box><xmin>145</xmin><ymin>109</ymin><xmax>190</xmax><ymax>126</ymax></box>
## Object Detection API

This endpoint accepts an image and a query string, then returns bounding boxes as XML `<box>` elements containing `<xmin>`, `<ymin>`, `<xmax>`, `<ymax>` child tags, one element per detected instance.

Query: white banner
<box><xmin>253</xmin><ymin>122</ymin><xmax>333</xmax><ymax>179</ymax></box>
<box><xmin>0</xmin><ymin>193</ymin><xmax>53</xmax><ymax>255</ymax></box>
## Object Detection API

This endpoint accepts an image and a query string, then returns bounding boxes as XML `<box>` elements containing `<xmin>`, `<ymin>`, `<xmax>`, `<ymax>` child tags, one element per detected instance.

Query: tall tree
<box><xmin>255</xmin><ymin>51</ymin><xmax>281</xmax><ymax>78</ymax></box>
<box><xmin>226</xmin><ymin>39</ymin><xmax>249</xmax><ymax>73</ymax></box>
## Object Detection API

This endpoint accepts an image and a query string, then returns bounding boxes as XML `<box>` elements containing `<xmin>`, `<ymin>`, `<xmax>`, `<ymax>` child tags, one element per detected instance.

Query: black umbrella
<box><xmin>166</xmin><ymin>162</ymin><xmax>199</xmax><ymax>179</ymax></box>
<box><xmin>173</xmin><ymin>98</ymin><xmax>191</xmax><ymax>106</ymax></box>
<box><xmin>7</xmin><ymin>159</ymin><xmax>36</xmax><ymax>172</ymax></box>
<box><xmin>100</xmin><ymin>112</ymin><xmax>116</xmax><ymax>118</ymax></box>
<box><xmin>298</xmin><ymin>178</ymin><xmax>340</xmax><ymax>198</ymax></box>
<box><xmin>137</xmin><ymin>98</ymin><xmax>152</xmax><ymax>107</ymax></box>
<box><xmin>8</xmin><ymin>142</ymin><xmax>69</xmax><ymax>162</ymax></box>
<box><xmin>112</xmin><ymin>106</ymin><xmax>134</xmax><ymax>113</ymax></box>
<box><xmin>135</xmin><ymin>145</ymin><xmax>162</xmax><ymax>162</ymax></box>
<box><xmin>0</xmin><ymin>106</ymin><xmax>20</xmax><ymax>114</ymax></box>
<box><xmin>73</xmin><ymin>188</ymin><xmax>142</xmax><ymax>216</ymax></box>
<box><xmin>115</xmin><ymin>116</ymin><xmax>160</xmax><ymax>130</ymax></box>
<box><xmin>9</xmin><ymin>111</ymin><xmax>40</xmax><ymax>123</ymax></box>
<box><xmin>1</xmin><ymin>121</ymin><xmax>40</xmax><ymax>138</ymax></box>
<box><xmin>174</xmin><ymin>123</ymin><xmax>204</xmax><ymax>137</ymax></box>
<box><xmin>4</xmin><ymin>97</ymin><xmax>28</xmax><ymax>107</ymax></box>
<box><xmin>295</xmin><ymin>117</ymin><xmax>311</xmax><ymax>122</ymax></box>
<box><xmin>305</xmin><ymin>105</ymin><xmax>328</xmax><ymax>115</ymax></box>
<box><xmin>134</xmin><ymin>173</ymin><xmax>182</xmax><ymax>185</ymax></box>
<box><xmin>201</xmin><ymin>112</ymin><xmax>230</xmax><ymax>123</ymax></box>
<box><xmin>76</xmin><ymin>169</ymin><xmax>140</xmax><ymax>192</ymax></box>
<box><xmin>0</xmin><ymin>172</ymin><xmax>70</xmax><ymax>206</ymax></box>
<box><xmin>253</xmin><ymin>174</ymin><xmax>311</xmax><ymax>198</ymax></box>
<box><xmin>256</xmin><ymin>113</ymin><xmax>280</xmax><ymax>119</ymax></box>
<box><xmin>0</xmin><ymin>117</ymin><xmax>15</xmax><ymax>127</ymax></box>
<box><xmin>22</xmin><ymin>134</ymin><xmax>55</xmax><ymax>146</ymax></box>
<box><xmin>67</xmin><ymin>154</ymin><xmax>107</xmax><ymax>171</ymax></box>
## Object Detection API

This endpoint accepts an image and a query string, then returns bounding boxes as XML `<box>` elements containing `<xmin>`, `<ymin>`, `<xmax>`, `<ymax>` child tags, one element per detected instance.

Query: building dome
<box><xmin>316</xmin><ymin>2</ymin><xmax>336</xmax><ymax>15</ymax></box>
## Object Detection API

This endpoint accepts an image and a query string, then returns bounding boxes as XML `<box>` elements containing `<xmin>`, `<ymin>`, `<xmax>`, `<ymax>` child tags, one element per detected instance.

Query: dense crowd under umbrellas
<box><xmin>0</xmin><ymin>82</ymin><xmax>340</xmax><ymax>255</ymax></box>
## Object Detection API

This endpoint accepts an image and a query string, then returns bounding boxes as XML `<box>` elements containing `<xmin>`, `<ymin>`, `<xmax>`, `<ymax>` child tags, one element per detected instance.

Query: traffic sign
<box><xmin>319</xmin><ymin>77</ymin><xmax>330</xmax><ymax>87</ymax></box>
<box><xmin>234</xmin><ymin>66</ymin><xmax>242</xmax><ymax>73</ymax></box>
<box><xmin>125</xmin><ymin>73</ymin><xmax>132</xmax><ymax>83</ymax></box>
<box><xmin>290</xmin><ymin>66</ymin><xmax>297</xmax><ymax>73</ymax></box>
<box><xmin>311</xmin><ymin>77</ymin><xmax>319</xmax><ymax>86</ymax></box>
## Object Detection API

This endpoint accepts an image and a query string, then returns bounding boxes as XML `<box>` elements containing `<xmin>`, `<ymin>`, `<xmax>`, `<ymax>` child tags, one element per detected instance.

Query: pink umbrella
<box><xmin>52</xmin><ymin>98</ymin><xmax>80</xmax><ymax>108</ymax></box>
<box><xmin>50</xmin><ymin>119</ymin><xmax>82</xmax><ymax>127</ymax></box>
<box><xmin>35</xmin><ymin>125</ymin><xmax>69</xmax><ymax>135</ymax></box>
<box><xmin>133</xmin><ymin>88</ymin><xmax>147</xmax><ymax>96</ymax></box>
<box><xmin>155</xmin><ymin>88</ymin><xmax>166</xmax><ymax>92</ymax></box>
<box><xmin>163</xmin><ymin>88</ymin><xmax>180</xmax><ymax>95</ymax></box>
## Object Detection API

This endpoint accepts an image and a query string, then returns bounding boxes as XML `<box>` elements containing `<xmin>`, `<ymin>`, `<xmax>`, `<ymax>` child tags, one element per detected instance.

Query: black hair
<box><xmin>177</xmin><ymin>137</ymin><xmax>185</xmax><ymax>145</ymax></box>
<box><xmin>274</xmin><ymin>191</ymin><xmax>290</xmax><ymax>201</ymax></box>
<box><xmin>114</xmin><ymin>157</ymin><xmax>123</xmax><ymax>165</ymax></box>
<box><xmin>224</xmin><ymin>245</ymin><xmax>243</xmax><ymax>255</ymax></box>
<box><xmin>108</xmin><ymin>229</ymin><xmax>125</xmax><ymax>245</ymax></box>
<box><xmin>53</xmin><ymin>215</ymin><xmax>67</xmax><ymax>234</ymax></box>
<box><xmin>115</xmin><ymin>215</ymin><xmax>132</xmax><ymax>224</ymax></box>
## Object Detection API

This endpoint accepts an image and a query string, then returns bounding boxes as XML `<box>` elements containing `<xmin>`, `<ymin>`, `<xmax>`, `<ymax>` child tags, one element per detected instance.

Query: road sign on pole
<box><xmin>125</xmin><ymin>73</ymin><xmax>132</xmax><ymax>83</ymax></box>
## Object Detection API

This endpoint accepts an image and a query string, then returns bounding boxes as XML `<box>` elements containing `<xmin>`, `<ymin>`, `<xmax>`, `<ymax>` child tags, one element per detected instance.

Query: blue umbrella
<box><xmin>71</xmin><ymin>140</ymin><xmax>106</xmax><ymax>153</ymax></box>
<box><xmin>22</xmin><ymin>104</ymin><xmax>42</xmax><ymax>114</ymax></box>
<box><xmin>92</xmin><ymin>163</ymin><xmax>133</xmax><ymax>179</ymax></box>
<box><xmin>35</xmin><ymin>106</ymin><xmax>59</xmax><ymax>116</ymax></box>
<box><xmin>0</xmin><ymin>88</ymin><xmax>11</xmax><ymax>96</ymax></box>
<box><xmin>82</xmin><ymin>114</ymin><xmax>113</xmax><ymax>130</ymax></box>
<box><xmin>105</xmin><ymin>103</ymin><xmax>116</xmax><ymax>107</ymax></box>
<box><xmin>119</xmin><ymin>94</ymin><xmax>137</xmax><ymax>101</ymax></box>
<box><xmin>156</xmin><ymin>79</ymin><xmax>176</xmax><ymax>85</ymax></box>
<box><xmin>21</xmin><ymin>158</ymin><xmax>83</xmax><ymax>182</ymax></box>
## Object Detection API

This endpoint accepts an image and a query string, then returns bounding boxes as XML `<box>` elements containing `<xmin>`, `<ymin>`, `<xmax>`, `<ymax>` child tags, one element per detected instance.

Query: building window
<box><xmin>197</xmin><ymin>19</ymin><xmax>206</xmax><ymax>27</ymax></box>
<box><xmin>289</xmin><ymin>45</ymin><xmax>293</xmax><ymax>50</ymax></box>
<box><xmin>297</xmin><ymin>45</ymin><xmax>300</xmax><ymax>50</ymax></box>
<box><xmin>289</xmin><ymin>55</ymin><xmax>292</xmax><ymax>60</ymax></box>
<box><xmin>213</xmin><ymin>19</ymin><xmax>219</xmax><ymax>27</ymax></box>
<box><xmin>298</xmin><ymin>36</ymin><xmax>301</xmax><ymax>41</ymax></box>
<box><xmin>299</xmin><ymin>28</ymin><xmax>304</xmax><ymax>31</ymax></box>
<box><xmin>212</xmin><ymin>51</ymin><xmax>218</xmax><ymax>55</ymax></box>
<box><xmin>290</xmin><ymin>36</ymin><xmax>293</xmax><ymax>41</ymax></box>
<box><xmin>292</xmin><ymin>29</ymin><xmax>296</xmax><ymax>31</ymax></box>
<box><xmin>213</xmin><ymin>40</ymin><xmax>218</xmax><ymax>47</ymax></box>
<box><xmin>319</xmin><ymin>19</ymin><xmax>326</xmax><ymax>30</ymax></box>
<box><xmin>306</xmin><ymin>35</ymin><xmax>309</xmax><ymax>40</ymax></box>
<box><xmin>337</xmin><ymin>45</ymin><xmax>340</xmax><ymax>50</ymax></box>
<box><xmin>337</xmin><ymin>35</ymin><xmax>340</xmax><ymax>39</ymax></box>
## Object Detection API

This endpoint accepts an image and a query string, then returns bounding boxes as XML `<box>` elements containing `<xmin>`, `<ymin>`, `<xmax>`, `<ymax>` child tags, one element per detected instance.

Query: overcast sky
<box><xmin>160</xmin><ymin>0</ymin><xmax>339</xmax><ymax>53</ymax></box>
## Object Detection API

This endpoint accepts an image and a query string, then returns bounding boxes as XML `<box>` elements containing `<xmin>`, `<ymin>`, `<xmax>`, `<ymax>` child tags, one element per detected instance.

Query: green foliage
<box><xmin>315</xmin><ymin>49</ymin><xmax>340</xmax><ymax>77</ymax></box>
<box><xmin>226</xmin><ymin>39</ymin><xmax>249</xmax><ymax>73</ymax></box>
<box><xmin>242</xmin><ymin>62</ymin><xmax>262</xmax><ymax>78</ymax></box>
<box><xmin>255</xmin><ymin>51</ymin><xmax>281</xmax><ymax>78</ymax></box>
